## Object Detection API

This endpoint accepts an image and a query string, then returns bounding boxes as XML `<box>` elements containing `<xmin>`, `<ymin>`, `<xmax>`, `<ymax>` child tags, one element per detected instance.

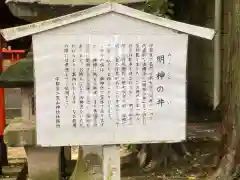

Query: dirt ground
<box><xmin>7</xmin><ymin>141</ymin><xmax>219</xmax><ymax>180</ymax></box>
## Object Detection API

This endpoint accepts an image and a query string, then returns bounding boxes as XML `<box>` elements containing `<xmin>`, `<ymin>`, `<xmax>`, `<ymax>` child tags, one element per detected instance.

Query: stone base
<box><xmin>25</xmin><ymin>146</ymin><xmax>61</xmax><ymax>180</ymax></box>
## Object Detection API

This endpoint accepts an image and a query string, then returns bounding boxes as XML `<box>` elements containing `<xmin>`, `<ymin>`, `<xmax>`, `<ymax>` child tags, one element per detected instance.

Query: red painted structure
<box><xmin>0</xmin><ymin>48</ymin><xmax>25</xmax><ymax>173</ymax></box>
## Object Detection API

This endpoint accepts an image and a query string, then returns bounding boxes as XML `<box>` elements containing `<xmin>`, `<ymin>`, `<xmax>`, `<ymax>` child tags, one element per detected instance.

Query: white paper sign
<box><xmin>33</xmin><ymin>34</ymin><xmax>188</xmax><ymax>146</ymax></box>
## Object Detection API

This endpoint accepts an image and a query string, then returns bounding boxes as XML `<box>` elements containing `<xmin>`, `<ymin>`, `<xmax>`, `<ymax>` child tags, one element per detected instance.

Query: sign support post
<box><xmin>103</xmin><ymin>145</ymin><xmax>121</xmax><ymax>180</ymax></box>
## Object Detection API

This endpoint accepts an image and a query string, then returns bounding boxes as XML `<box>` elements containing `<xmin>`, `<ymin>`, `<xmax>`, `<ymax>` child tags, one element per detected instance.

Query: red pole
<box><xmin>0</xmin><ymin>37</ymin><xmax>8</xmax><ymax>173</ymax></box>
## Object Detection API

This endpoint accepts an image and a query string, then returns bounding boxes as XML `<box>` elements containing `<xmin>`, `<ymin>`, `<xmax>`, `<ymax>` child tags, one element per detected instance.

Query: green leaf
<box><xmin>136</xmin><ymin>0</ymin><xmax>174</xmax><ymax>19</ymax></box>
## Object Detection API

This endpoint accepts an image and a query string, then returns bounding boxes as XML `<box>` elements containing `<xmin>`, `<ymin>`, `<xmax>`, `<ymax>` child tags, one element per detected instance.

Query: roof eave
<box><xmin>1</xmin><ymin>2</ymin><xmax>215</xmax><ymax>41</ymax></box>
<box><xmin>5</xmin><ymin>0</ymin><xmax>145</xmax><ymax>22</ymax></box>
<box><xmin>111</xmin><ymin>3</ymin><xmax>215</xmax><ymax>40</ymax></box>
<box><xmin>6</xmin><ymin>0</ymin><xmax>146</xmax><ymax>6</ymax></box>
<box><xmin>1</xmin><ymin>2</ymin><xmax>112</xmax><ymax>41</ymax></box>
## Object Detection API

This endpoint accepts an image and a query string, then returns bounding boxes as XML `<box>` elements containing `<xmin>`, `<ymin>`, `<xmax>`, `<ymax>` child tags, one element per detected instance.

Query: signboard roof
<box><xmin>0</xmin><ymin>2</ymin><xmax>215</xmax><ymax>41</ymax></box>
<box><xmin>6</xmin><ymin>0</ymin><xmax>145</xmax><ymax>5</ymax></box>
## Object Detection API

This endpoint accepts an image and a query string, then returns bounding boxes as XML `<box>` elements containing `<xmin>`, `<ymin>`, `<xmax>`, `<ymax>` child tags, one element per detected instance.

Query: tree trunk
<box><xmin>210</xmin><ymin>0</ymin><xmax>240</xmax><ymax>179</ymax></box>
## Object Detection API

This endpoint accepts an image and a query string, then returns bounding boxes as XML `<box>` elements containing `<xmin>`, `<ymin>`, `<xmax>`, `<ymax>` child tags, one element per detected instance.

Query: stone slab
<box><xmin>25</xmin><ymin>146</ymin><xmax>61</xmax><ymax>180</ymax></box>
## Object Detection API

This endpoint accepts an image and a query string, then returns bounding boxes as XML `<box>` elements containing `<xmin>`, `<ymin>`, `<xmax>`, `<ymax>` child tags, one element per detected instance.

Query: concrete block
<box><xmin>25</xmin><ymin>146</ymin><xmax>61</xmax><ymax>180</ymax></box>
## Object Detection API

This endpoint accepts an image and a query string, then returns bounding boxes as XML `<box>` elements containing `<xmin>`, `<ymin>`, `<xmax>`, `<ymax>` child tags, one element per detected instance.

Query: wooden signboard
<box><xmin>33</xmin><ymin>24</ymin><xmax>187</xmax><ymax>147</ymax></box>
<box><xmin>0</xmin><ymin>2</ymin><xmax>215</xmax><ymax>179</ymax></box>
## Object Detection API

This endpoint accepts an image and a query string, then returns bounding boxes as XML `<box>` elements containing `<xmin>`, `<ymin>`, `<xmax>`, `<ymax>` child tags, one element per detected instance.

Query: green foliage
<box><xmin>136</xmin><ymin>0</ymin><xmax>174</xmax><ymax>19</ymax></box>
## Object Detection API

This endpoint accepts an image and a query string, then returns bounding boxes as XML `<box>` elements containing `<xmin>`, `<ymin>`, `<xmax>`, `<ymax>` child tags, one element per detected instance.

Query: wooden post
<box><xmin>103</xmin><ymin>145</ymin><xmax>121</xmax><ymax>180</ymax></box>
<box><xmin>70</xmin><ymin>146</ymin><xmax>103</xmax><ymax>180</ymax></box>
<box><xmin>0</xmin><ymin>36</ymin><xmax>8</xmax><ymax>174</ymax></box>
<box><xmin>69</xmin><ymin>145</ymin><xmax>121</xmax><ymax>180</ymax></box>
